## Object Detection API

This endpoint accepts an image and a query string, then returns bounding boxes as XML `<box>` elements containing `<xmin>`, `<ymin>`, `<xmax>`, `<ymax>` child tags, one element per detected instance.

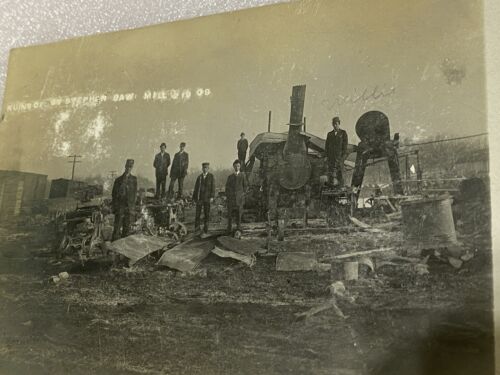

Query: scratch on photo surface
<box><xmin>420</xmin><ymin>63</ymin><xmax>430</xmax><ymax>81</ymax></box>
<box><xmin>39</xmin><ymin>67</ymin><xmax>54</xmax><ymax>100</ymax></box>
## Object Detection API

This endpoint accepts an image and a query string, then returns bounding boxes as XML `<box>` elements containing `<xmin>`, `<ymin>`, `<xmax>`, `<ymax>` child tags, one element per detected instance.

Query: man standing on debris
<box><xmin>192</xmin><ymin>162</ymin><xmax>215</xmax><ymax>234</ymax></box>
<box><xmin>325</xmin><ymin>116</ymin><xmax>348</xmax><ymax>186</ymax></box>
<box><xmin>168</xmin><ymin>142</ymin><xmax>189</xmax><ymax>199</ymax></box>
<box><xmin>225</xmin><ymin>159</ymin><xmax>247</xmax><ymax>234</ymax></box>
<box><xmin>112</xmin><ymin>159</ymin><xmax>138</xmax><ymax>241</ymax></box>
<box><xmin>237</xmin><ymin>132</ymin><xmax>248</xmax><ymax>171</ymax></box>
<box><xmin>153</xmin><ymin>143</ymin><xmax>170</xmax><ymax>199</ymax></box>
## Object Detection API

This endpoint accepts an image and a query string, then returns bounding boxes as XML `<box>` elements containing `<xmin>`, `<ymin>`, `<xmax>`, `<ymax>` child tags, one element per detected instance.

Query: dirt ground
<box><xmin>0</xmin><ymin>212</ymin><xmax>494</xmax><ymax>375</ymax></box>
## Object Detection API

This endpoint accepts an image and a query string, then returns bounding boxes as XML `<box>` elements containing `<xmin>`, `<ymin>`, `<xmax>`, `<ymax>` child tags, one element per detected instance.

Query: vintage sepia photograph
<box><xmin>0</xmin><ymin>0</ymin><xmax>496</xmax><ymax>373</ymax></box>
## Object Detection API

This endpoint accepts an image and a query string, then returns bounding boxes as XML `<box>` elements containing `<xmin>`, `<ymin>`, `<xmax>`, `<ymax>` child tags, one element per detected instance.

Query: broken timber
<box><xmin>212</xmin><ymin>246</ymin><xmax>256</xmax><ymax>267</ymax></box>
<box><xmin>332</xmin><ymin>247</ymin><xmax>397</xmax><ymax>260</ymax></box>
<box><xmin>216</xmin><ymin>236</ymin><xmax>262</xmax><ymax>256</ymax></box>
<box><xmin>210</xmin><ymin>236</ymin><xmax>262</xmax><ymax>267</ymax></box>
<box><xmin>156</xmin><ymin>238</ymin><xmax>214</xmax><ymax>272</ymax></box>
<box><xmin>107</xmin><ymin>234</ymin><xmax>170</xmax><ymax>265</ymax></box>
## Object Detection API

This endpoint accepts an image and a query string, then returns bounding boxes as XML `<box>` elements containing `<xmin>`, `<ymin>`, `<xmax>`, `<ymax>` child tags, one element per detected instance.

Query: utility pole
<box><xmin>68</xmin><ymin>155</ymin><xmax>82</xmax><ymax>180</ymax></box>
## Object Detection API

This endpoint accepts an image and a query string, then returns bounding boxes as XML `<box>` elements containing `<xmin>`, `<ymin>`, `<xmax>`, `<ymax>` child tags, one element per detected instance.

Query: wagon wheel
<box><xmin>57</xmin><ymin>235</ymin><xmax>70</xmax><ymax>258</ymax></box>
<box><xmin>88</xmin><ymin>224</ymin><xmax>104</xmax><ymax>257</ymax></box>
<box><xmin>79</xmin><ymin>235</ymin><xmax>93</xmax><ymax>264</ymax></box>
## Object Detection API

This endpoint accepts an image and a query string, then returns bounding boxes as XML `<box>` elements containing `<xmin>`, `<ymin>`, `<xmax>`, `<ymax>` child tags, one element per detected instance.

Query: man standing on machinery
<box><xmin>168</xmin><ymin>142</ymin><xmax>189</xmax><ymax>199</ymax></box>
<box><xmin>153</xmin><ymin>143</ymin><xmax>170</xmax><ymax>199</ymax></box>
<box><xmin>237</xmin><ymin>132</ymin><xmax>248</xmax><ymax>171</ymax></box>
<box><xmin>325</xmin><ymin>116</ymin><xmax>348</xmax><ymax>186</ymax></box>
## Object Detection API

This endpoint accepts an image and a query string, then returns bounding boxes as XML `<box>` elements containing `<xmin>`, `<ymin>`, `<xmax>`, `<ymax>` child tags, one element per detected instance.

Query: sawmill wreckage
<box><xmin>13</xmin><ymin>85</ymin><xmax>485</xmax><ymax>288</ymax></box>
<box><xmin>0</xmin><ymin>84</ymin><xmax>492</xmax><ymax>374</ymax></box>
<box><xmin>244</xmin><ymin>85</ymin><xmax>408</xmax><ymax>235</ymax></box>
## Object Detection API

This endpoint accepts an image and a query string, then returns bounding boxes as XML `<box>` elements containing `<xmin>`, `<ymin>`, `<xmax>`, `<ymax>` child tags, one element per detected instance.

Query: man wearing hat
<box><xmin>237</xmin><ymin>132</ymin><xmax>248</xmax><ymax>171</ymax></box>
<box><xmin>225</xmin><ymin>159</ymin><xmax>247</xmax><ymax>233</ymax></box>
<box><xmin>153</xmin><ymin>143</ymin><xmax>170</xmax><ymax>199</ymax></box>
<box><xmin>111</xmin><ymin>159</ymin><xmax>138</xmax><ymax>241</ymax></box>
<box><xmin>325</xmin><ymin>116</ymin><xmax>348</xmax><ymax>186</ymax></box>
<box><xmin>192</xmin><ymin>162</ymin><xmax>215</xmax><ymax>234</ymax></box>
<box><xmin>168</xmin><ymin>142</ymin><xmax>189</xmax><ymax>199</ymax></box>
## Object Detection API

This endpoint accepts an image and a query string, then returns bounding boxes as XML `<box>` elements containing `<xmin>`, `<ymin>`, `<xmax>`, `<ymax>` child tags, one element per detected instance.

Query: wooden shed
<box><xmin>0</xmin><ymin>170</ymin><xmax>48</xmax><ymax>221</ymax></box>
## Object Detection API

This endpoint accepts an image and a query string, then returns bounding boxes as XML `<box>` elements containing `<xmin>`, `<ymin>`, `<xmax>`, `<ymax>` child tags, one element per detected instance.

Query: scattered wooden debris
<box><xmin>295</xmin><ymin>281</ymin><xmax>355</xmax><ymax>321</ymax></box>
<box><xmin>349</xmin><ymin>216</ymin><xmax>371</xmax><ymax>229</ymax></box>
<box><xmin>276</xmin><ymin>252</ymin><xmax>318</xmax><ymax>271</ymax></box>
<box><xmin>413</xmin><ymin>263</ymin><xmax>430</xmax><ymax>275</ymax></box>
<box><xmin>217</xmin><ymin>236</ymin><xmax>261</xmax><ymax>256</ymax></box>
<box><xmin>58</xmin><ymin>272</ymin><xmax>70</xmax><ymax>280</ymax></box>
<box><xmin>156</xmin><ymin>239</ymin><xmax>215</xmax><ymax>272</ymax></box>
<box><xmin>343</xmin><ymin>261</ymin><xmax>358</xmax><ymax>281</ymax></box>
<box><xmin>295</xmin><ymin>299</ymin><xmax>346</xmax><ymax>321</ymax></box>
<box><xmin>332</xmin><ymin>247</ymin><xmax>397</xmax><ymax>260</ymax></box>
<box><xmin>316</xmin><ymin>263</ymin><xmax>332</xmax><ymax>272</ymax></box>
<box><xmin>358</xmin><ymin>257</ymin><xmax>374</xmax><ymax>273</ymax></box>
<box><xmin>448</xmin><ymin>257</ymin><xmax>463</xmax><ymax>269</ymax></box>
<box><xmin>107</xmin><ymin>234</ymin><xmax>170</xmax><ymax>265</ymax></box>
<box><xmin>212</xmin><ymin>246</ymin><xmax>256</xmax><ymax>267</ymax></box>
<box><xmin>461</xmin><ymin>250</ymin><xmax>475</xmax><ymax>262</ymax></box>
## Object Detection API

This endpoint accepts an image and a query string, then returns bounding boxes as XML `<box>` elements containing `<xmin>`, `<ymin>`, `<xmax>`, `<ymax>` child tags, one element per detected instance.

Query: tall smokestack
<box><xmin>279</xmin><ymin>85</ymin><xmax>311</xmax><ymax>190</ymax></box>
<box><xmin>283</xmin><ymin>85</ymin><xmax>306</xmax><ymax>157</ymax></box>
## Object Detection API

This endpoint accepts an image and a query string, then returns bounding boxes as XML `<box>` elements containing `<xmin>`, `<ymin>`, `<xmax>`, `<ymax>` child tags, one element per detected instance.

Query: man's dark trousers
<box><xmin>238</xmin><ymin>152</ymin><xmax>246</xmax><ymax>171</ymax></box>
<box><xmin>168</xmin><ymin>176</ymin><xmax>185</xmax><ymax>198</ymax></box>
<box><xmin>227</xmin><ymin>205</ymin><xmax>242</xmax><ymax>232</ymax></box>
<box><xmin>112</xmin><ymin>207</ymin><xmax>131</xmax><ymax>241</ymax></box>
<box><xmin>195</xmin><ymin>202</ymin><xmax>211</xmax><ymax>232</ymax></box>
<box><xmin>329</xmin><ymin>160</ymin><xmax>345</xmax><ymax>186</ymax></box>
<box><xmin>156</xmin><ymin>175</ymin><xmax>167</xmax><ymax>198</ymax></box>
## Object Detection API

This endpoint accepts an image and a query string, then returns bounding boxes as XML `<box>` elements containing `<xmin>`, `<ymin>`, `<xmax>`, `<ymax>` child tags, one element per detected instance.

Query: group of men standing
<box><xmin>153</xmin><ymin>142</ymin><xmax>189</xmax><ymax>199</ymax></box>
<box><xmin>111</xmin><ymin>118</ymin><xmax>347</xmax><ymax>241</ymax></box>
<box><xmin>190</xmin><ymin>158</ymin><xmax>247</xmax><ymax>235</ymax></box>
<box><xmin>111</xmin><ymin>133</ymin><xmax>250</xmax><ymax>240</ymax></box>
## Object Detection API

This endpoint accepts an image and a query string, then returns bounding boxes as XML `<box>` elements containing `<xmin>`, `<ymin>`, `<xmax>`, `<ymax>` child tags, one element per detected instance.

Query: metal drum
<box><xmin>400</xmin><ymin>195</ymin><xmax>457</xmax><ymax>251</ymax></box>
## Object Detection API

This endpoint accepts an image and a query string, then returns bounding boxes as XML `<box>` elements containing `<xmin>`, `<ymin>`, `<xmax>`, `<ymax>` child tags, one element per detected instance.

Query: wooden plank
<box><xmin>217</xmin><ymin>236</ymin><xmax>262</xmax><ymax>256</ymax></box>
<box><xmin>332</xmin><ymin>247</ymin><xmax>397</xmax><ymax>260</ymax></box>
<box><xmin>349</xmin><ymin>216</ymin><xmax>371</xmax><ymax>229</ymax></box>
<box><xmin>107</xmin><ymin>234</ymin><xmax>170</xmax><ymax>265</ymax></box>
<box><xmin>276</xmin><ymin>252</ymin><xmax>318</xmax><ymax>271</ymax></box>
<box><xmin>212</xmin><ymin>246</ymin><xmax>255</xmax><ymax>267</ymax></box>
<box><xmin>157</xmin><ymin>238</ymin><xmax>215</xmax><ymax>272</ymax></box>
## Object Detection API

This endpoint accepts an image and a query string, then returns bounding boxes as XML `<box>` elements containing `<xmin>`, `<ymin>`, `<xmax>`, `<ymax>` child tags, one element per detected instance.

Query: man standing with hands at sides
<box><xmin>325</xmin><ymin>116</ymin><xmax>348</xmax><ymax>186</ymax></box>
<box><xmin>168</xmin><ymin>142</ymin><xmax>189</xmax><ymax>200</ymax></box>
<box><xmin>153</xmin><ymin>143</ymin><xmax>170</xmax><ymax>199</ymax></box>
<box><xmin>111</xmin><ymin>159</ymin><xmax>138</xmax><ymax>241</ymax></box>
<box><xmin>192</xmin><ymin>162</ymin><xmax>215</xmax><ymax>236</ymax></box>
<box><xmin>237</xmin><ymin>132</ymin><xmax>248</xmax><ymax>171</ymax></box>
<box><xmin>225</xmin><ymin>159</ymin><xmax>247</xmax><ymax>235</ymax></box>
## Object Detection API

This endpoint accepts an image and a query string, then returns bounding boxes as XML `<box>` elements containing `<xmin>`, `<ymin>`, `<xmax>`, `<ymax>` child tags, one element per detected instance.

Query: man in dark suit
<box><xmin>225</xmin><ymin>159</ymin><xmax>247</xmax><ymax>233</ymax></box>
<box><xmin>237</xmin><ymin>132</ymin><xmax>248</xmax><ymax>171</ymax></box>
<box><xmin>325</xmin><ymin>116</ymin><xmax>348</xmax><ymax>186</ymax></box>
<box><xmin>153</xmin><ymin>143</ymin><xmax>170</xmax><ymax>199</ymax></box>
<box><xmin>111</xmin><ymin>159</ymin><xmax>138</xmax><ymax>241</ymax></box>
<box><xmin>168</xmin><ymin>142</ymin><xmax>189</xmax><ymax>199</ymax></box>
<box><xmin>192</xmin><ymin>162</ymin><xmax>215</xmax><ymax>234</ymax></box>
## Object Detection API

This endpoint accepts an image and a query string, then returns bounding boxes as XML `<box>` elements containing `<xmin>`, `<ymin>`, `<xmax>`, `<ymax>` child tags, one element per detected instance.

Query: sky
<box><xmin>0</xmin><ymin>0</ymin><xmax>487</xmax><ymax>182</ymax></box>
